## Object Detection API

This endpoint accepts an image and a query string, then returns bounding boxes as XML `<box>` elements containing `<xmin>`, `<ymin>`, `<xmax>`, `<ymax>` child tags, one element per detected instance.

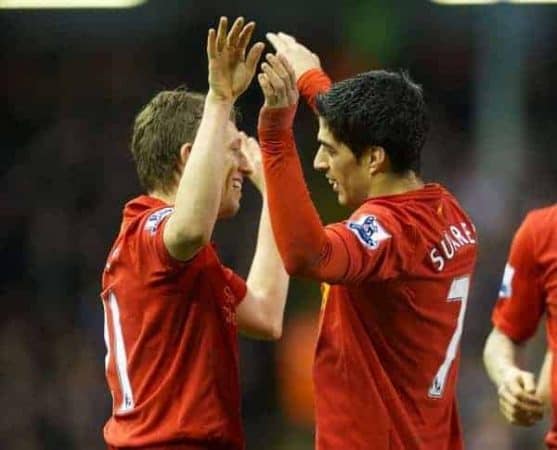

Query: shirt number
<box><xmin>103</xmin><ymin>291</ymin><xmax>135</xmax><ymax>412</ymax></box>
<box><xmin>428</xmin><ymin>275</ymin><xmax>470</xmax><ymax>398</ymax></box>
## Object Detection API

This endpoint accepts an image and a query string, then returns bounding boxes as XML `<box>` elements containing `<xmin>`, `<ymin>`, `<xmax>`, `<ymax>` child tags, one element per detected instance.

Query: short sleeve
<box><xmin>492</xmin><ymin>214</ymin><xmax>544</xmax><ymax>343</ymax></box>
<box><xmin>324</xmin><ymin>205</ymin><xmax>419</xmax><ymax>284</ymax></box>
<box><xmin>222</xmin><ymin>267</ymin><xmax>247</xmax><ymax>308</ymax></box>
<box><xmin>136</xmin><ymin>207</ymin><xmax>188</xmax><ymax>272</ymax></box>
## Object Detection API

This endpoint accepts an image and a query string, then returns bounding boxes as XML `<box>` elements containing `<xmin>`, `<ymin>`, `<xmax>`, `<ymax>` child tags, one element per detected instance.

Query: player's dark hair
<box><xmin>131</xmin><ymin>88</ymin><xmax>238</xmax><ymax>194</ymax></box>
<box><xmin>315</xmin><ymin>70</ymin><xmax>429</xmax><ymax>174</ymax></box>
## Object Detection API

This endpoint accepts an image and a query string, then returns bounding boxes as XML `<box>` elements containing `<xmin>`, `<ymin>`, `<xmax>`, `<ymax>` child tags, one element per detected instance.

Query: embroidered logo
<box><xmin>347</xmin><ymin>215</ymin><xmax>391</xmax><ymax>250</ymax></box>
<box><xmin>145</xmin><ymin>207</ymin><xmax>174</xmax><ymax>235</ymax></box>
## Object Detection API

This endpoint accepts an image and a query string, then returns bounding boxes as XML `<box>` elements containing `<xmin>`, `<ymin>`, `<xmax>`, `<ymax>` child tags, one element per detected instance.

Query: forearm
<box><xmin>484</xmin><ymin>328</ymin><xmax>521</xmax><ymax>388</ymax></box>
<box><xmin>246</xmin><ymin>195</ymin><xmax>289</xmax><ymax>326</ymax></box>
<box><xmin>171</xmin><ymin>95</ymin><xmax>232</xmax><ymax>241</ymax></box>
<box><xmin>258</xmin><ymin>106</ymin><xmax>328</xmax><ymax>276</ymax></box>
<box><xmin>537</xmin><ymin>350</ymin><xmax>552</xmax><ymax>407</ymax></box>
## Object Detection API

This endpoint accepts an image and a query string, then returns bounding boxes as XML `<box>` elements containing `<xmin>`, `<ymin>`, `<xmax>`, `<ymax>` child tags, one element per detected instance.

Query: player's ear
<box><xmin>364</xmin><ymin>146</ymin><xmax>388</xmax><ymax>176</ymax></box>
<box><xmin>179</xmin><ymin>143</ymin><xmax>193</xmax><ymax>167</ymax></box>
<box><xmin>174</xmin><ymin>143</ymin><xmax>192</xmax><ymax>183</ymax></box>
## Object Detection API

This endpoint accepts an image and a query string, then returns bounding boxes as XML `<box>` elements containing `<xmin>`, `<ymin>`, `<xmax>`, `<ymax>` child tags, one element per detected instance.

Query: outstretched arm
<box><xmin>257</xmin><ymin>53</ymin><xmax>351</xmax><ymax>283</ymax></box>
<box><xmin>266</xmin><ymin>32</ymin><xmax>331</xmax><ymax>112</ymax></box>
<box><xmin>236</xmin><ymin>135</ymin><xmax>289</xmax><ymax>340</ymax></box>
<box><xmin>163</xmin><ymin>17</ymin><xmax>264</xmax><ymax>261</ymax></box>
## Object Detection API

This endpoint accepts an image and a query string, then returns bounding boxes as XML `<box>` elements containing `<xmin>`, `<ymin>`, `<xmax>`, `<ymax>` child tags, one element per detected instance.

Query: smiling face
<box><xmin>217</xmin><ymin>120</ymin><xmax>252</xmax><ymax>219</ymax></box>
<box><xmin>313</xmin><ymin>118</ymin><xmax>373</xmax><ymax>208</ymax></box>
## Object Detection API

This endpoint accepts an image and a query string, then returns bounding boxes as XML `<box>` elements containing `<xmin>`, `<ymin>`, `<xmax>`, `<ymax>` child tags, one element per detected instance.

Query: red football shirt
<box><xmin>259</xmin><ymin>71</ymin><xmax>478</xmax><ymax>448</ymax></box>
<box><xmin>101</xmin><ymin>195</ymin><xmax>247</xmax><ymax>450</ymax></box>
<box><xmin>492</xmin><ymin>205</ymin><xmax>557</xmax><ymax>449</ymax></box>
<box><xmin>313</xmin><ymin>187</ymin><xmax>477</xmax><ymax>450</ymax></box>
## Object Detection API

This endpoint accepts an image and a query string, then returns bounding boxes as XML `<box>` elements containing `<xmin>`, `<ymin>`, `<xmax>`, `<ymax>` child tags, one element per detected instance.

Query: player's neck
<box><xmin>369</xmin><ymin>171</ymin><xmax>423</xmax><ymax>197</ymax></box>
<box><xmin>149</xmin><ymin>190</ymin><xmax>176</xmax><ymax>206</ymax></box>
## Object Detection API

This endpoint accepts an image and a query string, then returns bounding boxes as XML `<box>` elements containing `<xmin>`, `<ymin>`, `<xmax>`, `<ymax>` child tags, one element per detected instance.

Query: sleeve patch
<box><xmin>145</xmin><ymin>207</ymin><xmax>174</xmax><ymax>235</ymax></box>
<box><xmin>346</xmin><ymin>215</ymin><xmax>391</xmax><ymax>250</ymax></box>
<box><xmin>498</xmin><ymin>263</ymin><xmax>515</xmax><ymax>298</ymax></box>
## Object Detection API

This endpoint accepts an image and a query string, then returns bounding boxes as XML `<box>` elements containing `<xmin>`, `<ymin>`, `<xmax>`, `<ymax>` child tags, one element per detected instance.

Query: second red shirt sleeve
<box><xmin>492</xmin><ymin>213</ymin><xmax>545</xmax><ymax>342</ymax></box>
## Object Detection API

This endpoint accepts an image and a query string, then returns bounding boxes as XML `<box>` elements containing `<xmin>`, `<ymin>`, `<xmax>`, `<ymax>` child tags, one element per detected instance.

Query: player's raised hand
<box><xmin>266</xmin><ymin>32</ymin><xmax>321</xmax><ymax>81</ymax></box>
<box><xmin>258</xmin><ymin>53</ymin><xmax>299</xmax><ymax>109</ymax></box>
<box><xmin>497</xmin><ymin>367</ymin><xmax>545</xmax><ymax>426</ymax></box>
<box><xmin>207</xmin><ymin>16</ymin><xmax>265</xmax><ymax>102</ymax></box>
<box><xmin>239</xmin><ymin>132</ymin><xmax>264</xmax><ymax>193</ymax></box>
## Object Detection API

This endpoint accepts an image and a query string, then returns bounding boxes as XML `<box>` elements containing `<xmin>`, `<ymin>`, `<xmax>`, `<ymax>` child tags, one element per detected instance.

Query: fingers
<box><xmin>261</xmin><ymin>61</ymin><xmax>285</xmax><ymax>95</ymax></box>
<box><xmin>210</xmin><ymin>16</ymin><xmax>257</xmax><ymax>57</ymax></box>
<box><xmin>207</xmin><ymin>28</ymin><xmax>217</xmax><ymax>59</ymax></box>
<box><xmin>266</xmin><ymin>32</ymin><xmax>286</xmax><ymax>52</ymax></box>
<box><xmin>497</xmin><ymin>373</ymin><xmax>545</xmax><ymax>427</ymax></box>
<box><xmin>265</xmin><ymin>53</ymin><xmax>296</xmax><ymax>90</ymax></box>
<box><xmin>245</xmin><ymin>42</ymin><xmax>265</xmax><ymax>74</ymax></box>
<box><xmin>259</xmin><ymin>51</ymin><xmax>299</xmax><ymax>108</ymax></box>
<box><xmin>277</xmin><ymin>53</ymin><xmax>297</xmax><ymax>87</ymax></box>
<box><xmin>258</xmin><ymin>73</ymin><xmax>275</xmax><ymax>100</ymax></box>
<box><xmin>500</xmin><ymin>398</ymin><xmax>544</xmax><ymax>426</ymax></box>
<box><xmin>238</xmin><ymin>21</ymin><xmax>256</xmax><ymax>54</ymax></box>
<box><xmin>500</xmin><ymin>398</ymin><xmax>543</xmax><ymax>426</ymax></box>
<box><xmin>216</xmin><ymin>16</ymin><xmax>228</xmax><ymax>52</ymax></box>
<box><xmin>495</xmin><ymin>369</ymin><xmax>546</xmax><ymax>427</ymax></box>
<box><xmin>265</xmin><ymin>54</ymin><xmax>289</xmax><ymax>84</ymax></box>
<box><xmin>499</xmin><ymin>384</ymin><xmax>544</xmax><ymax>413</ymax></box>
<box><xmin>505</xmin><ymin>375</ymin><xmax>544</xmax><ymax>407</ymax></box>
<box><xmin>277</xmin><ymin>32</ymin><xmax>297</xmax><ymax>45</ymax></box>
<box><xmin>226</xmin><ymin>16</ymin><xmax>245</xmax><ymax>49</ymax></box>
<box><xmin>520</xmin><ymin>372</ymin><xmax>537</xmax><ymax>394</ymax></box>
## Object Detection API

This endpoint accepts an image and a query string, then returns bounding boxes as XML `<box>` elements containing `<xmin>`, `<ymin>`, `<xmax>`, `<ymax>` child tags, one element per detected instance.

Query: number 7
<box><xmin>428</xmin><ymin>275</ymin><xmax>470</xmax><ymax>399</ymax></box>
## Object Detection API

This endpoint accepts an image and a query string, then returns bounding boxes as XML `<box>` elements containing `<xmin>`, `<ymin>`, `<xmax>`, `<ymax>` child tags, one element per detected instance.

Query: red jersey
<box><xmin>259</xmin><ymin>68</ymin><xmax>478</xmax><ymax>449</ymax></box>
<box><xmin>492</xmin><ymin>205</ymin><xmax>557</xmax><ymax>449</ymax></box>
<box><xmin>101</xmin><ymin>195</ymin><xmax>247</xmax><ymax>450</ymax></box>
<box><xmin>314</xmin><ymin>187</ymin><xmax>477</xmax><ymax>450</ymax></box>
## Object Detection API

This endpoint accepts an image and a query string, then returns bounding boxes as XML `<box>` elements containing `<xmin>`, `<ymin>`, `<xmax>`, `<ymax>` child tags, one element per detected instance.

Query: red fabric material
<box><xmin>101</xmin><ymin>195</ymin><xmax>246</xmax><ymax>449</ymax></box>
<box><xmin>259</xmin><ymin>94</ymin><xmax>478</xmax><ymax>448</ymax></box>
<box><xmin>297</xmin><ymin>68</ymin><xmax>332</xmax><ymax>112</ymax></box>
<box><xmin>491</xmin><ymin>205</ymin><xmax>557</xmax><ymax>449</ymax></box>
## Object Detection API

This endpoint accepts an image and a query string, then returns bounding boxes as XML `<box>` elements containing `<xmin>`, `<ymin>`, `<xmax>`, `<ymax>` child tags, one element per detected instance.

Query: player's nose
<box><xmin>313</xmin><ymin>147</ymin><xmax>328</xmax><ymax>171</ymax></box>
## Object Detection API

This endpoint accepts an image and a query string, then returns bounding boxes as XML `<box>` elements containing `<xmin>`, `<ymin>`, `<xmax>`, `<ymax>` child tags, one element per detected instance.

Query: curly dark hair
<box><xmin>315</xmin><ymin>70</ymin><xmax>429</xmax><ymax>174</ymax></box>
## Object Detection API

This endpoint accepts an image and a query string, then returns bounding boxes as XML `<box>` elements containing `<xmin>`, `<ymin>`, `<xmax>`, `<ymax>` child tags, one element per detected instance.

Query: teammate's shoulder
<box><xmin>523</xmin><ymin>204</ymin><xmax>557</xmax><ymax>229</ymax></box>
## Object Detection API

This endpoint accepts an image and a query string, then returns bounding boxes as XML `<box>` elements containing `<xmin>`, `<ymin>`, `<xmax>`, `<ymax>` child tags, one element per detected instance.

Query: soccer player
<box><xmin>101</xmin><ymin>17</ymin><xmax>289</xmax><ymax>450</ymax></box>
<box><xmin>484</xmin><ymin>205</ymin><xmax>557</xmax><ymax>447</ymax></box>
<box><xmin>257</xmin><ymin>35</ymin><xmax>478</xmax><ymax>449</ymax></box>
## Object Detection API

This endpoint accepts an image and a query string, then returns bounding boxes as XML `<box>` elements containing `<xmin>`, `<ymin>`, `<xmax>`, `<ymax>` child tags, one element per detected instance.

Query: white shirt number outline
<box><xmin>103</xmin><ymin>291</ymin><xmax>135</xmax><ymax>412</ymax></box>
<box><xmin>428</xmin><ymin>275</ymin><xmax>470</xmax><ymax>399</ymax></box>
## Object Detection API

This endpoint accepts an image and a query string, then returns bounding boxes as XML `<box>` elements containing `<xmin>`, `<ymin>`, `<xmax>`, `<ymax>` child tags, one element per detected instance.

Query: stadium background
<box><xmin>1</xmin><ymin>0</ymin><xmax>557</xmax><ymax>449</ymax></box>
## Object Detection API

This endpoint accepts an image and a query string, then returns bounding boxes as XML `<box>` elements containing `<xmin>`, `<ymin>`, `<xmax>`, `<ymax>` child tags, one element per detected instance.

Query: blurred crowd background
<box><xmin>2</xmin><ymin>1</ymin><xmax>557</xmax><ymax>449</ymax></box>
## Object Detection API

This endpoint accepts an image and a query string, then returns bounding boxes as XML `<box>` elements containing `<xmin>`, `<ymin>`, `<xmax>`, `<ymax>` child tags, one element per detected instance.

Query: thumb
<box><xmin>519</xmin><ymin>371</ymin><xmax>537</xmax><ymax>394</ymax></box>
